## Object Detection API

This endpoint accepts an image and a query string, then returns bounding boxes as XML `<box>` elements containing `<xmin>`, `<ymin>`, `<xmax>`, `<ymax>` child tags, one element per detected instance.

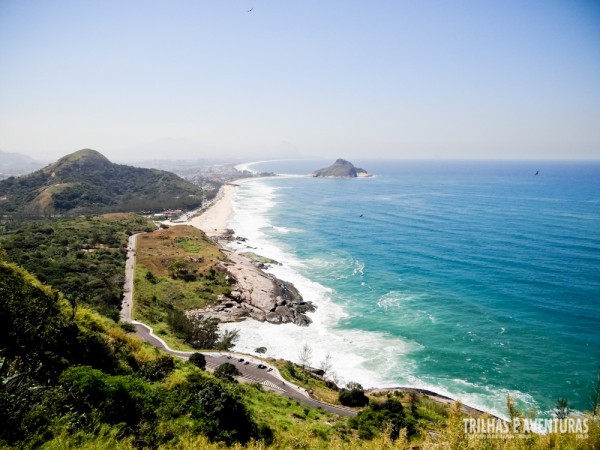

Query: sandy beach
<box><xmin>177</xmin><ymin>178</ymin><xmax>313</xmax><ymax>326</ymax></box>
<box><xmin>187</xmin><ymin>183</ymin><xmax>238</xmax><ymax>237</ymax></box>
<box><xmin>165</xmin><ymin>161</ymin><xmax>260</xmax><ymax>235</ymax></box>
<box><xmin>160</xmin><ymin>179</ymin><xmax>243</xmax><ymax>236</ymax></box>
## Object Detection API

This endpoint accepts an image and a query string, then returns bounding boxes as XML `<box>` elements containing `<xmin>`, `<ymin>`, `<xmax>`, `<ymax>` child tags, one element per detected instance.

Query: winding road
<box><xmin>121</xmin><ymin>231</ymin><xmax>355</xmax><ymax>417</ymax></box>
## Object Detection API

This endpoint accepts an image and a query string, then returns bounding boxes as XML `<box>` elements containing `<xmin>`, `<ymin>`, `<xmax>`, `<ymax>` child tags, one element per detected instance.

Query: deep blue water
<box><xmin>226</xmin><ymin>160</ymin><xmax>600</xmax><ymax>418</ymax></box>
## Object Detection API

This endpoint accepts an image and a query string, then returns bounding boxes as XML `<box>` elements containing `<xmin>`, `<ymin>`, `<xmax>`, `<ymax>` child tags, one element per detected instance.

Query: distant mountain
<box><xmin>0</xmin><ymin>149</ymin><xmax>204</xmax><ymax>216</ymax></box>
<box><xmin>0</xmin><ymin>150</ymin><xmax>45</xmax><ymax>178</ymax></box>
<box><xmin>309</xmin><ymin>159</ymin><xmax>371</xmax><ymax>178</ymax></box>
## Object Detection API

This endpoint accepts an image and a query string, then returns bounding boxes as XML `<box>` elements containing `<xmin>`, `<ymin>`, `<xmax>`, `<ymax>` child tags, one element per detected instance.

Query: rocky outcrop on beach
<box><xmin>188</xmin><ymin>251</ymin><xmax>316</xmax><ymax>326</ymax></box>
<box><xmin>309</xmin><ymin>158</ymin><xmax>371</xmax><ymax>178</ymax></box>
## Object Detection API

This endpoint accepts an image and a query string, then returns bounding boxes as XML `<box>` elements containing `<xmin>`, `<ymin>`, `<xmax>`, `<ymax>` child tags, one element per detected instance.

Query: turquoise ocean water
<box><xmin>221</xmin><ymin>160</ymin><xmax>600</xmax><ymax>418</ymax></box>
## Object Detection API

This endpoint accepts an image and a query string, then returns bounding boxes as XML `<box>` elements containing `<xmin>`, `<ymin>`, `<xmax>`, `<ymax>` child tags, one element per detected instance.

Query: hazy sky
<box><xmin>1</xmin><ymin>1</ymin><xmax>599</xmax><ymax>162</ymax></box>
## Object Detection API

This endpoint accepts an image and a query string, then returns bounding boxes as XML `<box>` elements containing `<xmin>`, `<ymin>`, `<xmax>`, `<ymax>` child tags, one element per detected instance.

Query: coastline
<box><xmin>172</xmin><ymin>156</ymin><xmax>267</xmax><ymax>236</ymax></box>
<box><xmin>187</xmin><ymin>182</ymin><xmax>238</xmax><ymax>237</ymax></box>
<box><xmin>175</xmin><ymin>172</ymin><xmax>505</xmax><ymax>420</ymax></box>
<box><xmin>174</xmin><ymin>176</ymin><xmax>315</xmax><ymax>327</ymax></box>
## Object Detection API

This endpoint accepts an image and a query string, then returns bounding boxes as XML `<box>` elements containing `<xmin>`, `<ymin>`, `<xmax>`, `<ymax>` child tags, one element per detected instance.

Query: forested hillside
<box><xmin>0</xmin><ymin>257</ymin><xmax>271</xmax><ymax>448</ymax></box>
<box><xmin>0</xmin><ymin>149</ymin><xmax>204</xmax><ymax>216</ymax></box>
<box><xmin>0</xmin><ymin>214</ymin><xmax>154</xmax><ymax>320</ymax></box>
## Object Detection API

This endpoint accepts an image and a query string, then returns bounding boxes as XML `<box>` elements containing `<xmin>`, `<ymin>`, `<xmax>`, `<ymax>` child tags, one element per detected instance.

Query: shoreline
<box><xmin>176</xmin><ymin>177</ymin><xmax>315</xmax><ymax>327</ymax></box>
<box><xmin>178</xmin><ymin>172</ymin><xmax>506</xmax><ymax>421</ymax></box>
<box><xmin>188</xmin><ymin>182</ymin><xmax>238</xmax><ymax>237</ymax></box>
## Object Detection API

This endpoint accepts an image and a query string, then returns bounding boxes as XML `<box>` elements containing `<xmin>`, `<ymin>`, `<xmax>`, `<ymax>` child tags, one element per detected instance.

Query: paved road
<box><xmin>119</xmin><ymin>233</ymin><xmax>138</xmax><ymax>323</ymax></box>
<box><xmin>133</xmin><ymin>321</ymin><xmax>355</xmax><ymax>416</ymax></box>
<box><xmin>122</xmin><ymin>233</ymin><xmax>354</xmax><ymax>417</ymax></box>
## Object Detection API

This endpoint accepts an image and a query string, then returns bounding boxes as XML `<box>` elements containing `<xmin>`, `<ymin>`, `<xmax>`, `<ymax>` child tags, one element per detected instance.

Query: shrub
<box><xmin>145</xmin><ymin>270</ymin><xmax>158</xmax><ymax>284</ymax></box>
<box><xmin>119</xmin><ymin>322</ymin><xmax>136</xmax><ymax>333</ymax></box>
<box><xmin>189</xmin><ymin>353</ymin><xmax>206</xmax><ymax>370</ymax></box>
<box><xmin>214</xmin><ymin>363</ymin><xmax>241</xmax><ymax>382</ymax></box>
<box><xmin>350</xmin><ymin>397</ymin><xmax>412</xmax><ymax>441</ymax></box>
<box><xmin>339</xmin><ymin>382</ymin><xmax>369</xmax><ymax>407</ymax></box>
<box><xmin>140</xmin><ymin>355</ymin><xmax>176</xmax><ymax>381</ymax></box>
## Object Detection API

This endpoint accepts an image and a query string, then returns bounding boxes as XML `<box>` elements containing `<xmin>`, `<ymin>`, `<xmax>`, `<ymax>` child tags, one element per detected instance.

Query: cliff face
<box><xmin>309</xmin><ymin>159</ymin><xmax>371</xmax><ymax>178</ymax></box>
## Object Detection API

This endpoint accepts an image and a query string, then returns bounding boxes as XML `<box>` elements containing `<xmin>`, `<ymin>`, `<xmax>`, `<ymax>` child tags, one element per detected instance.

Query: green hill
<box><xmin>0</xmin><ymin>149</ymin><xmax>204</xmax><ymax>216</ymax></box>
<box><xmin>0</xmin><ymin>257</ymin><xmax>268</xmax><ymax>448</ymax></box>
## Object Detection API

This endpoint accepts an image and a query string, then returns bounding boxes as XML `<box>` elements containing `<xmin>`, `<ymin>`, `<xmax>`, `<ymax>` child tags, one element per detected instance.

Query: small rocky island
<box><xmin>309</xmin><ymin>158</ymin><xmax>371</xmax><ymax>178</ymax></box>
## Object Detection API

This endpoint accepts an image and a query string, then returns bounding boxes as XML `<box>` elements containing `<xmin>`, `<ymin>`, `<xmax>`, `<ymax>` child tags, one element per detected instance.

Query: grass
<box><xmin>133</xmin><ymin>225</ymin><xmax>232</xmax><ymax>350</ymax></box>
<box><xmin>135</xmin><ymin>225</ymin><xmax>225</xmax><ymax>277</ymax></box>
<box><xmin>272</xmin><ymin>359</ymin><xmax>342</xmax><ymax>405</ymax></box>
<box><xmin>174</xmin><ymin>236</ymin><xmax>208</xmax><ymax>253</ymax></box>
<box><xmin>235</xmin><ymin>382</ymin><xmax>354</xmax><ymax>447</ymax></box>
<box><xmin>35</xmin><ymin>183</ymin><xmax>72</xmax><ymax>214</ymax></box>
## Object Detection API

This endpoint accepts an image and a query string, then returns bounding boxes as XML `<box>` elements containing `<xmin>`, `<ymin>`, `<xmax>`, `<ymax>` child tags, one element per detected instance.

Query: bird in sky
<box><xmin>535</xmin><ymin>170</ymin><xmax>539</xmax><ymax>176</ymax></box>
<box><xmin>247</xmin><ymin>8</ymin><xmax>253</xmax><ymax>12</ymax></box>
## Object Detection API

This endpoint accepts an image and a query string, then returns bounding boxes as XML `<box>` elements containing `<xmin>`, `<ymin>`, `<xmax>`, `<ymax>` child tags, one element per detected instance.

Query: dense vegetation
<box><xmin>0</xmin><ymin>258</ymin><xmax>273</xmax><ymax>448</ymax></box>
<box><xmin>0</xmin><ymin>213</ymin><xmax>154</xmax><ymax>320</ymax></box>
<box><xmin>0</xmin><ymin>149</ymin><xmax>205</xmax><ymax>216</ymax></box>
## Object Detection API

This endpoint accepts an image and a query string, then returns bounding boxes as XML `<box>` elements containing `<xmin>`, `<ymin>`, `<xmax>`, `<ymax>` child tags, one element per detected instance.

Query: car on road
<box><xmin>238</xmin><ymin>358</ymin><xmax>244</xmax><ymax>362</ymax></box>
<box><xmin>257</xmin><ymin>364</ymin><xmax>267</xmax><ymax>369</ymax></box>
<box><xmin>267</xmin><ymin>368</ymin><xmax>273</xmax><ymax>372</ymax></box>
<box><xmin>244</xmin><ymin>361</ymin><xmax>250</xmax><ymax>365</ymax></box>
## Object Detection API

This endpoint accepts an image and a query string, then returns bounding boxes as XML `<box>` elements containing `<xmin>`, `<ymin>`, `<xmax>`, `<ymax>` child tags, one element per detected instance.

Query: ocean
<box><xmin>221</xmin><ymin>159</ymin><xmax>600</xmax><ymax>419</ymax></box>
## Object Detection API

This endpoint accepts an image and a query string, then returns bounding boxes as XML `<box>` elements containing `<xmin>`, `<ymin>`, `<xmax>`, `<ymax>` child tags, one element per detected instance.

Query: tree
<box><xmin>319</xmin><ymin>352</ymin><xmax>333</xmax><ymax>374</ymax></box>
<box><xmin>555</xmin><ymin>397</ymin><xmax>571</xmax><ymax>420</ymax></box>
<box><xmin>167</xmin><ymin>308</ymin><xmax>193</xmax><ymax>339</ymax></box>
<box><xmin>140</xmin><ymin>355</ymin><xmax>176</xmax><ymax>381</ymax></box>
<box><xmin>299</xmin><ymin>343</ymin><xmax>312</xmax><ymax>369</ymax></box>
<box><xmin>191</xmin><ymin>379</ymin><xmax>257</xmax><ymax>445</ymax></box>
<box><xmin>408</xmin><ymin>391</ymin><xmax>419</xmax><ymax>417</ymax></box>
<box><xmin>168</xmin><ymin>312</ymin><xmax>238</xmax><ymax>351</ymax></box>
<box><xmin>187</xmin><ymin>315</ymin><xmax>220</xmax><ymax>349</ymax></box>
<box><xmin>339</xmin><ymin>382</ymin><xmax>369</xmax><ymax>407</ymax></box>
<box><xmin>216</xmin><ymin>328</ymin><xmax>240</xmax><ymax>351</ymax></box>
<box><xmin>350</xmin><ymin>397</ymin><xmax>410</xmax><ymax>441</ymax></box>
<box><xmin>188</xmin><ymin>353</ymin><xmax>206</xmax><ymax>370</ymax></box>
<box><xmin>214</xmin><ymin>363</ymin><xmax>241</xmax><ymax>382</ymax></box>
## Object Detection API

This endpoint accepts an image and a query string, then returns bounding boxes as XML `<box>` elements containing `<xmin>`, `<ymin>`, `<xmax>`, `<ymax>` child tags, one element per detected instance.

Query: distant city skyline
<box><xmin>1</xmin><ymin>0</ymin><xmax>599</xmax><ymax>162</ymax></box>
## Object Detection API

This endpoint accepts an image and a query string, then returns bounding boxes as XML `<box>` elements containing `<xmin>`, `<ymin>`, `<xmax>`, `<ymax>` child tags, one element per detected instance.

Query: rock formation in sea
<box><xmin>309</xmin><ymin>158</ymin><xmax>371</xmax><ymax>178</ymax></box>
